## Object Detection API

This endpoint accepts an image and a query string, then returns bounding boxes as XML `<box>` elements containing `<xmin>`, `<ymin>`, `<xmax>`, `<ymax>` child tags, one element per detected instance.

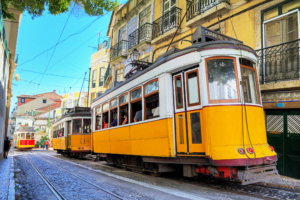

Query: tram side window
<box><xmin>119</xmin><ymin>93</ymin><xmax>128</xmax><ymax>125</ymax></box>
<box><xmin>206</xmin><ymin>58</ymin><xmax>239</xmax><ymax>103</ymax></box>
<box><xmin>110</xmin><ymin>99</ymin><xmax>118</xmax><ymax>127</ymax></box>
<box><xmin>26</xmin><ymin>133</ymin><xmax>30</xmax><ymax>139</ymax></box>
<box><xmin>83</xmin><ymin>119</ymin><xmax>91</xmax><ymax>134</ymax></box>
<box><xmin>95</xmin><ymin>106</ymin><xmax>101</xmax><ymax>130</ymax></box>
<box><xmin>31</xmin><ymin>133</ymin><xmax>34</xmax><ymax>140</ymax></box>
<box><xmin>21</xmin><ymin>133</ymin><xmax>25</xmax><ymax>139</ymax></box>
<box><xmin>102</xmin><ymin>103</ymin><xmax>109</xmax><ymax>129</ymax></box>
<box><xmin>131</xmin><ymin>87</ymin><xmax>142</xmax><ymax>123</ymax></box>
<box><xmin>67</xmin><ymin>122</ymin><xmax>72</xmax><ymax>135</ymax></box>
<box><xmin>175</xmin><ymin>75</ymin><xmax>183</xmax><ymax>109</ymax></box>
<box><xmin>73</xmin><ymin>119</ymin><xmax>82</xmax><ymax>134</ymax></box>
<box><xmin>144</xmin><ymin>79</ymin><xmax>159</xmax><ymax>120</ymax></box>
<box><xmin>186</xmin><ymin>70</ymin><xmax>200</xmax><ymax>106</ymax></box>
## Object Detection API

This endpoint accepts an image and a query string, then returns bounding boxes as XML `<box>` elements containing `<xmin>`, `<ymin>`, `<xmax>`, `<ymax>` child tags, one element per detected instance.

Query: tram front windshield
<box><xmin>31</xmin><ymin>133</ymin><xmax>34</xmax><ymax>140</ymax></box>
<box><xmin>83</xmin><ymin>119</ymin><xmax>91</xmax><ymax>134</ymax></box>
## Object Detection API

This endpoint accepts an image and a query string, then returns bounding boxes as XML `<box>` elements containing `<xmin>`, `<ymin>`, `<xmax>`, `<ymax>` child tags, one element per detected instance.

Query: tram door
<box><xmin>67</xmin><ymin>121</ymin><xmax>72</xmax><ymax>150</ymax></box>
<box><xmin>173</xmin><ymin>68</ymin><xmax>205</xmax><ymax>155</ymax></box>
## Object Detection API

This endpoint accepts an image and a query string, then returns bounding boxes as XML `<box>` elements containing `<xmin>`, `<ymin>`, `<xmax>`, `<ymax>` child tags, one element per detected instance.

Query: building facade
<box><xmin>105</xmin><ymin>0</ymin><xmax>300</xmax><ymax>179</ymax></box>
<box><xmin>88</xmin><ymin>41</ymin><xmax>110</xmax><ymax>105</ymax></box>
<box><xmin>58</xmin><ymin>91</ymin><xmax>87</xmax><ymax>116</ymax></box>
<box><xmin>0</xmin><ymin>4</ymin><xmax>22</xmax><ymax>160</ymax></box>
<box><xmin>106</xmin><ymin>0</ymin><xmax>155</xmax><ymax>87</ymax></box>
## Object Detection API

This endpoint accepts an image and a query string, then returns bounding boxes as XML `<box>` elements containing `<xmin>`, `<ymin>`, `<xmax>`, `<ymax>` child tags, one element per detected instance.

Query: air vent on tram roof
<box><xmin>192</xmin><ymin>26</ymin><xmax>243</xmax><ymax>44</ymax></box>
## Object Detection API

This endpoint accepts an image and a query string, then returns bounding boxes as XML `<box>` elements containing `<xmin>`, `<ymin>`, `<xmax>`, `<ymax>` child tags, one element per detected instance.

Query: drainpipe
<box><xmin>87</xmin><ymin>67</ymin><xmax>91</xmax><ymax>107</ymax></box>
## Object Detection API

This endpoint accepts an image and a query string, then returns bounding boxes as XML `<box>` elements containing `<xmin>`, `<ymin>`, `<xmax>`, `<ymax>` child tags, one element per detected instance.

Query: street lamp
<box><xmin>130</xmin><ymin>48</ymin><xmax>139</xmax><ymax>63</ymax></box>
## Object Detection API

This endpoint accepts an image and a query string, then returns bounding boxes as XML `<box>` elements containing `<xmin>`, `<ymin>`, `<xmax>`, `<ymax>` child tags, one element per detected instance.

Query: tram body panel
<box><xmin>17</xmin><ymin>140</ymin><xmax>35</xmax><ymax>149</ymax></box>
<box><xmin>204</xmin><ymin>105</ymin><xmax>276</xmax><ymax>161</ymax></box>
<box><xmin>70</xmin><ymin>134</ymin><xmax>91</xmax><ymax>152</ymax></box>
<box><xmin>93</xmin><ymin>118</ymin><xmax>174</xmax><ymax>157</ymax></box>
<box><xmin>53</xmin><ymin>137</ymin><xmax>67</xmax><ymax>150</ymax></box>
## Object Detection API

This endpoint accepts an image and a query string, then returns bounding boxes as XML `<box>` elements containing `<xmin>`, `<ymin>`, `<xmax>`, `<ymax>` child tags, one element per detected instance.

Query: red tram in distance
<box><xmin>14</xmin><ymin>129</ymin><xmax>35</xmax><ymax>150</ymax></box>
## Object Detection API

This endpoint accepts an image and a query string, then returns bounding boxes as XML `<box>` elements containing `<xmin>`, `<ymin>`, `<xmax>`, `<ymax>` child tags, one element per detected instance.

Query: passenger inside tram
<box><xmin>132</xmin><ymin>101</ymin><xmax>142</xmax><ymax>122</ymax></box>
<box><xmin>103</xmin><ymin>114</ymin><xmax>108</xmax><ymax>128</ymax></box>
<box><xmin>110</xmin><ymin>108</ymin><xmax>118</xmax><ymax>127</ymax></box>
<box><xmin>145</xmin><ymin>93</ymin><xmax>159</xmax><ymax>120</ymax></box>
<box><xmin>119</xmin><ymin>104</ymin><xmax>128</xmax><ymax>125</ymax></box>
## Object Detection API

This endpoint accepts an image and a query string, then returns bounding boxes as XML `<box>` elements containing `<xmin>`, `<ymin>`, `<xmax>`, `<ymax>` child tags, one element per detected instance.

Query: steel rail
<box><xmin>24</xmin><ymin>154</ymin><xmax>66</xmax><ymax>200</ymax></box>
<box><xmin>32</xmin><ymin>153</ymin><xmax>124</xmax><ymax>200</ymax></box>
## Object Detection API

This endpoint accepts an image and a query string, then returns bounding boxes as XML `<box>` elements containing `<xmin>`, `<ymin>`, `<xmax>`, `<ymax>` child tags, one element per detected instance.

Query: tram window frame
<box><xmin>83</xmin><ymin>118</ymin><xmax>91</xmax><ymax>134</ymax></box>
<box><xmin>240</xmin><ymin>64</ymin><xmax>261</xmax><ymax>105</ymax></box>
<box><xmin>72</xmin><ymin>119</ymin><xmax>82</xmax><ymax>134</ymax></box>
<box><xmin>102</xmin><ymin>103</ymin><xmax>109</xmax><ymax>129</ymax></box>
<box><xmin>205</xmin><ymin>56</ymin><xmax>241</xmax><ymax>104</ymax></box>
<box><xmin>185</xmin><ymin>70</ymin><xmax>201</xmax><ymax>107</ymax></box>
<box><xmin>119</xmin><ymin>93</ymin><xmax>129</xmax><ymax>126</ymax></box>
<box><xmin>130</xmin><ymin>86</ymin><xmax>142</xmax><ymax>123</ymax></box>
<box><xmin>31</xmin><ymin>133</ymin><xmax>34</xmax><ymax>140</ymax></box>
<box><xmin>174</xmin><ymin>74</ymin><xmax>184</xmax><ymax>109</ymax></box>
<box><xmin>110</xmin><ymin>98</ymin><xmax>118</xmax><ymax>127</ymax></box>
<box><xmin>21</xmin><ymin>133</ymin><xmax>25</xmax><ymax>139</ymax></box>
<box><xmin>67</xmin><ymin>121</ymin><xmax>72</xmax><ymax>135</ymax></box>
<box><xmin>26</xmin><ymin>133</ymin><xmax>30</xmax><ymax>139</ymax></box>
<box><xmin>95</xmin><ymin>105</ymin><xmax>102</xmax><ymax>130</ymax></box>
<box><xmin>144</xmin><ymin>79</ymin><xmax>159</xmax><ymax>120</ymax></box>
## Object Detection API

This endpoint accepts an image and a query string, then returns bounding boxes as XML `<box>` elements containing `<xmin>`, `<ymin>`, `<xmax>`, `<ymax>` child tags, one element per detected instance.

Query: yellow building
<box><xmin>107</xmin><ymin>0</ymin><xmax>300</xmax><ymax>179</ymax></box>
<box><xmin>88</xmin><ymin>40</ymin><xmax>110</xmax><ymax>106</ymax></box>
<box><xmin>56</xmin><ymin>91</ymin><xmax>87</xmax><ymax>117</ymax></box>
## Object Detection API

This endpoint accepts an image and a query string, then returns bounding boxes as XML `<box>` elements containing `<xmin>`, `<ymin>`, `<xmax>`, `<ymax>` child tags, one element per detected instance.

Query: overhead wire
<box><xmin>19</xmin><ymin>69</ymin><xmax>85</xmax><ymax>79</ymax></box>
<box><xmin>227</xmin><ymin>10</ymin><xmax>256</xmax><ymax>160</ymax></box>
<box><xmin>37</xmin><ymin>6</ymin><xmax>75</xmax><ymax>92</ymax></box>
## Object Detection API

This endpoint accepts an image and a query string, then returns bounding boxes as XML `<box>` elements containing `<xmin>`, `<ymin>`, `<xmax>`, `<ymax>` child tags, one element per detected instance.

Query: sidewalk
<box><xmin>0</xmin><ymin>150</ymin><xmax>15</xmax><ymax>200</ymax></box>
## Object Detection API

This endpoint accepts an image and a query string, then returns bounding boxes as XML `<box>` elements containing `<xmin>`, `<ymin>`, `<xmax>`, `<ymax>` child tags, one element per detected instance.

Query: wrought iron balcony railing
<box><xmin>256</xmin><ymin>39</ymin><xmax>300</xmax><ymax>84</ymax></box>
<box><xmin>186</xmin><ymin>0</ymin><xmax>230</xmax><ymax>22</ymax></box>
<box><xmin>104</xmin><ymin>64</ymin><xmax>112</xmax><ymax>85</ymax></box>
<box><xmin>153</xmin><ymin>7</ymin><xmax>181</xmax><ymax>39</ymax></box>
<box><xmin>128</xmin><ymin>23</ymin><xmax>152</xmax><ymax>50</ymax></box>
<box><xmin>110</xmin><ymin>40</ymin><xmax>128</xmax><ymax>61</ymax></box>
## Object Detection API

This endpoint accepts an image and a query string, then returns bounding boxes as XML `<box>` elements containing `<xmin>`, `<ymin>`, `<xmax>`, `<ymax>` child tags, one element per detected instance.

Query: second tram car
<box><xmin>14</xmin><ymin>129</ymin><xmax>35</xmax><ymax>150</ymax></box>
<box><xmin>90</xmin><ymin>26</ymin><xmax>279</xmax><ymax>185</ymax></box>
<box><xmin>52</xmin><ymin>107</ymin><xmax>92</xmax><ymax>158</ymax></box>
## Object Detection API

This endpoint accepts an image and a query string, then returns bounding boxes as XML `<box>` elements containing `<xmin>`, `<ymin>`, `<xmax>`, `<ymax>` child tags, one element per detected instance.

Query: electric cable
<box><xmin>227</xmin><ymin>10</ymin><xmax>256</xmax><ymax>160</ymax></box>
<box><xmin>19</xmin><ymin>69</ymin><xmax>85</xmax><ymax>79</ymax></box>
<box><xmin>37</xmin><ymin>6</ymin><xmax>75</xmax><ymax>93</ymax></box>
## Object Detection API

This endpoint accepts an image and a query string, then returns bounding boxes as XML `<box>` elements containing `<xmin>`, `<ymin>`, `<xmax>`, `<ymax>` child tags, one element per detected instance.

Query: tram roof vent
<box><xmin>192</xmin><ymin>26</ymin><xmax>243</xmax><ymax>44</ymax></box>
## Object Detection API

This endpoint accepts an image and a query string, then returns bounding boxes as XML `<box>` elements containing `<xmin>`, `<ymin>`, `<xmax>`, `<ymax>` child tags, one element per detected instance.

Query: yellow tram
<box><xmin>52</xmin><ymin>107</ymin><xmax>92</xmax><ymax>158</ymax></box>
<box><xmin>14</xmin><ymin>129</ymin><xmax>35</xmax><ymax>150</ymax></box>
<box><xmin>91</xmin><ymin>26</ymin><xmax>279</xmax><ymax>185</ymax></box>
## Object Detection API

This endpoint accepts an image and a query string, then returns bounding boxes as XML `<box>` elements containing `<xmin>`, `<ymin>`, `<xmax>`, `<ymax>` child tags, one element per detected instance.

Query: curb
<box><xmin>8</xmin><ymin>157</ymin><xmax>15</xmax><ymax>200</ymax></box>
<box><xmin>264</xmin><ymin>182</ymin><xmax>300</xmax><ymax>191</ymax></box>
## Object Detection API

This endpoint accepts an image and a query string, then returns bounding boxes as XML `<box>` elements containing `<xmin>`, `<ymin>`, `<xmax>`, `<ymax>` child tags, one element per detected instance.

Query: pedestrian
<box><xmin>45</xmin><ymin>140</ymin><xmax>49</xmax><ymax>150</ymax></box>
<box><xmin>42</xmin><ymin>139</ymin><xmax>46</xmax><ymax>150</ymax></box>
<box><xmin>47</xmin><ymin>140</ymin><xmax>51</xmax><ymax>149</ymax></box>
<box><xmin>4</xmin><ymin>137</ymin><xmax>11</xmax><ymax>159</ymax></box>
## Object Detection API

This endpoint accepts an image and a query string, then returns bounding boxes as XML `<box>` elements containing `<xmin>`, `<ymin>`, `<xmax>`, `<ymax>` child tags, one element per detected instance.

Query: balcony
<box><xmin>256</xmin><ymin>39</ymin><xmax>300</xmax><ymax>85</ymax></box>
<box><xmin>152</xmin><ymin>7</ymin><xmax>181</xmax><ymax>43</ymax></box>
<box><xmin>186</xmin><ymin>0</ymin><xmax>230</xmax><ymax>28</ymax></box>
<box><xmin>110</xmin><ymin>40</ymin><xmax>128</xmax><ymax>62</ymax></box>
<box><xmin>103</xmin><ymin>64</ymin><xmax>112</xmax><ymax>88</ymax></box>
<box><xmin>128</xmin><ymin>23</ymin><xmax>152</xmax><ymax>50</ymax></box>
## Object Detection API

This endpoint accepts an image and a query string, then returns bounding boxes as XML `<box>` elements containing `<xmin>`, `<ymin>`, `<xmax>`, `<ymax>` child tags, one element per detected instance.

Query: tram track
<box><xmin>24</xmin><ymin>152</ymin><xmax>125</xmax><ymax>200</ymax></box>
<box><xmin>39</xmin><ymin>152</ymin><xmax>300</xmax><ymax>200</ymax></box>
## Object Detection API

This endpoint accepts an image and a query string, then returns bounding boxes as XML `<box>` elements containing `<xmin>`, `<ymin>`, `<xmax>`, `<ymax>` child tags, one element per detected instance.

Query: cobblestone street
<box><xmin>5</xmin><ymin>149</ymin><xmax>299</xmax><ymax>200</ymax></box>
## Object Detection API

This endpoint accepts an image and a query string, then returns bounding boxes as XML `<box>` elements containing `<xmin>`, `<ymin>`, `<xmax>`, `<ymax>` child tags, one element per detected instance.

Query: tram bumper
<box><xmin>241</xmin><ymin>163</ymin><xmax>280</xmax><ymax>185</ymax></box>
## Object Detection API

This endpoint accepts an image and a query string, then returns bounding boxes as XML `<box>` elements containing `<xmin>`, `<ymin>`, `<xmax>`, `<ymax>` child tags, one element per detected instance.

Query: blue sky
<box><xmin>10</xmin><ymin>2</ymin><xmax>126</xmax><ymax>114</ymax></box>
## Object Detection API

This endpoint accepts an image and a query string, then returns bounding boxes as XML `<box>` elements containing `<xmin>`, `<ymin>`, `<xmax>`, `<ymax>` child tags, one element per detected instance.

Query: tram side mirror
<box><xmin>208</xmin><ymin>74</ymin><xmax>214</xmax><ymax>83</ymax></box>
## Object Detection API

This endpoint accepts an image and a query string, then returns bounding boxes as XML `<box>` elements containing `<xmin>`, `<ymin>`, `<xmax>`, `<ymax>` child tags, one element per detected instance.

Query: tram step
<box><xmin>241</xmin><ymin>164</ymin><xmax>280</xmax><ymax>185</ymax></box>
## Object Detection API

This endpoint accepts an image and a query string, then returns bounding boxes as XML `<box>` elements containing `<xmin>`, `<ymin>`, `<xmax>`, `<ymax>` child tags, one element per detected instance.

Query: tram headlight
<box><xmin>238</xmin><ymin>148</ymin><xmax>245</xmax><ymax>154</ymax></box>
<box><xmin>269</xmin><ymin>146</ymin><xmax>275</xmax><ymax>151</ymax></box>
<box><xmin>247</xmin><ymin>148</ymin><xmax>254</xmax><ymax>154</ymax></box>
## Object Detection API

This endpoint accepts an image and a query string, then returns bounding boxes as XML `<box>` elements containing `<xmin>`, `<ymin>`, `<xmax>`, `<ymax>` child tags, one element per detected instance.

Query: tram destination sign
<box><xmin>74</xmin><ymin>107</ymin><xmax>91</xmax><ymax>112</ymax></box>
<box><xmin>192</xmin><ymin>26</ymin><xmax>243</xmax><ymax>44</ymax></box>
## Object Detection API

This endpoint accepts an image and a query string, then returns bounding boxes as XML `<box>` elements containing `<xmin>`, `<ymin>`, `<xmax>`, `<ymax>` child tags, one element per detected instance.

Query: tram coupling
<box><xmin>241</xmin><ymin>164</ymin><xmax>279</xmax><ymax>185</ymax></box>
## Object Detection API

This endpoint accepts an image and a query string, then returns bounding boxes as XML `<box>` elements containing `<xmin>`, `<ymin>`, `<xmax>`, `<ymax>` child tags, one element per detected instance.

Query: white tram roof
<box><xmin>15</xmin><ymin>129</ymin><xmax>36</xmax><ymax>133</ymax></box>
<box><xmin>92</xmin><ymin>41</ymin><xmax>256</xmax><ymax>107</ymax></box>
<box><xmin>53</xmin><ymin>108</ymin><xmax>91</xmax><ymax>126</ymax></box>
